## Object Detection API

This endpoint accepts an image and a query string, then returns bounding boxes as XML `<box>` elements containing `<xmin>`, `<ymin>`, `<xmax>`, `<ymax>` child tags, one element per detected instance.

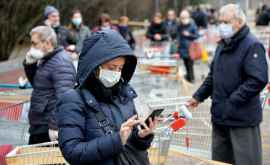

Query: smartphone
<box><xmin>144</xmin><ymin>108</ymin><xmax>164</xmax><ymax>126</ymax></box>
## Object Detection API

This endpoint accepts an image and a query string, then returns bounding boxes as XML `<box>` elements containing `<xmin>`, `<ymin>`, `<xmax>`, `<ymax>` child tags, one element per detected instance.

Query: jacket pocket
<box><xmin>211</xmin><ymin>100</ymin><xmax>234</xmax><ymax>120</ymax></box>
<box><xmin>222</xmin><ymin>100</ymin><xmax>236</xmax><ymax>120</ymax></box>
<box><xmin>211</xmin><ymin>101</ymin><xmax>224</xmax><ymax>119</ymax></box>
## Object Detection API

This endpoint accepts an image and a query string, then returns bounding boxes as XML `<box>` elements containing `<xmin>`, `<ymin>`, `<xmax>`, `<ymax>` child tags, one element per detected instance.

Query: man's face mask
<box><xmin>27</xmin><ymin>47</ymin><xmax>45</xmax><ymax>60</ymax></box>
<box><xmin>98</xmin><ymin>68</ymin><xmax>121</xmax><ymax>88</ymax></box>
<box><xmin>218</xmin><ymin>23</ymin><xmax>235</xmax><ymax>39</ymax></box>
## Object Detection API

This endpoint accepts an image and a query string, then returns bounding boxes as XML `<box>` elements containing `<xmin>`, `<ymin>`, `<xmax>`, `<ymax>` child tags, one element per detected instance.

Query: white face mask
<box><xmin>27</xmin><ymin>47</ymin><xmax>45</xmax><ymax>60</ymax></box>
<box><xmin>218</xmin><ymin>23</ymin><xmax>235</xmax><ymax>39</ymax></box>
<box><xmin>101</xmin><ymin>26</ymin><xmax>111</xmax><ymax>31</ymax></box>
<box><xmin>98</xmin><ymin>68</ymin><xmax>121</xmax><ymax>88</ymax></box>
<box><xmin>181</xmin><ymin>18</ymin><xmax>190</xmax><ymax>25</ymax></box>
<box><xmin>72</xmin><ymin>17</ymin><xmax>82</xmax><ymax>27</ymax></box>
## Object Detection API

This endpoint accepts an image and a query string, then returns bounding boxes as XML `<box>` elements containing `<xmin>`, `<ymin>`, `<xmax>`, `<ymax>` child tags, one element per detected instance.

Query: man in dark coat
<box><xmin>164</xmin><ymin>9</ymin><xmax>178</xmax><ymax>40</ymax></box>
<box><xmin>43</xmin><ymin>5</ymin><xmax>73</xmax><ymax>48</ymax></box>
<box><xmin>56</xmin><ymin>30</ymin><xmax>156</xmax><ymax>165</ymax></box>
<box><xmin>188</xmin><ymin>4</ymin><xmax>268</xmax><ymax>165</ymax></box>
<box><xmin>24</xmin><ymin>26</ymin><xmax>76</xmax><ymax>144</ymax></box>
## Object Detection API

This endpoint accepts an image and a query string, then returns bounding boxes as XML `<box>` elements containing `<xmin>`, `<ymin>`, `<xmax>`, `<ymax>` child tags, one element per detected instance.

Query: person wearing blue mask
<box><xmin>67</xmin><ymin>9</ymin><xmax>91</xmax><ymax>55</ymax></box>
<box><xmin>56</xmin><ymin>30</ymin><xmax>158</xmax><ymax>165</ymax></box>
<box><xmin>187</xmin><ymin>4</ymin><xmax>268</xmax><ymax>165</ymax></box>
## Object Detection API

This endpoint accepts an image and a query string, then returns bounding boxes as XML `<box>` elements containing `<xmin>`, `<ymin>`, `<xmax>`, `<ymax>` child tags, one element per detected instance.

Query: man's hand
<box><xmin>49</xmin><ymin>129</ymin><xmax>58</xmax><ymax>141</ymax></box>
<box><xmin>66</xmin><ymin>45</ymin><xmax>76</xmax><ymax>52</ymax></box>
<box><xmin>186</xmin><ymin>98</ymin><xmax>199</xmax><ymax>109</ymax></box>
<box><xmin>182</xmin><ymin>31</ymin><xmax>190</xmax><ymax>36</ymax></box>
<box><xmin>154</xmin><ymin>34</ymin><xmax>162</xmax><ymax>40</ymax></box>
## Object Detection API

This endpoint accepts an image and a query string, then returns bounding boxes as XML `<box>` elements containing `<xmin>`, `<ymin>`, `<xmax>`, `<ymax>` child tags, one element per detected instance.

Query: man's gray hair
<box><xmin>219</xmin><ymin>4</ymin><xmax>246</xmax><ymax>25</ymax></box>
<box><xmin>30</xmin><ymin>26</ymin><xmax>57</xmax><ymax>48</ymax></box>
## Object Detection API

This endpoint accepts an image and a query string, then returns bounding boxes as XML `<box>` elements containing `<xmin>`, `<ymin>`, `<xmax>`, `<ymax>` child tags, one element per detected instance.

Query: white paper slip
<box><xmin>134</xmin><ymin>97</ymin><xmax>152</xmax><ymax>121</ymax></box>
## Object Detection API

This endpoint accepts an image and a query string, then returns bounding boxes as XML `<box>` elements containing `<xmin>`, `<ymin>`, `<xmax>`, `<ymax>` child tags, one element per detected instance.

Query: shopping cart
<box><xmin>5</xmin><ymin>141</ymin><xmax>67</xmax><ymax>165</ymax></box>
<box><xmin>145</xmin><ymin>97</ymin><xmax>213</xmax><ymax>161</ymax></box>
<box><xmin>132</xmin><ymin>40</ymin><xmax>194</xmax><ymax>98</ymax></box>
<box><xmin>149</xmin><ymin>127</ymin><xmax>180</xmax><ymax>165</ymax></box>
<box><xmin>148</xmin><ymin>107</ymin><xmax>187</xmax><ymax>165</ymax></box>
<box><xmin>138</xmin><ymin>41</ymin><xmax>179</xmax><ymax>76</ymax></box>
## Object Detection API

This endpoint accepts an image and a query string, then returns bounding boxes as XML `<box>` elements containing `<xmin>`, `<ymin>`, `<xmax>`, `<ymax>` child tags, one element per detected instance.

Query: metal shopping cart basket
<box><xmin>0</xmin><ymin>87</ymin><xmax>31</xmax><ymax>146</ymax></box>
<box><xmin>0</xmin><ymin>100</ymin><xmax>30</xmax><ymax>146</ymax></box>
<box><xmin>145</xmin><ymin>97</ymin><xmax>187</xmax><ymax>165</ymax></box>
<box><xmin>149</xmin><ymin>127</ymin><xmax>176</xmax><ymax>165</ymax></box>
<box><xmin>132</xmin><ymin>41</ymin><xmax>194</xmax><ymax>98</ymax></box>
<box><xmin>146</xmin><ymin>96</ymin><xmax>232</xmax><ymax>165</ymax></box>
<box><xmin>5</xmin><ymin>141</ymin><xmax>68</xmax><ymax>165</ymax></box>
<box><xmin>138</xmin><ymin>41</ymin><xmax>179</xmax><ymax>76</ymax></box>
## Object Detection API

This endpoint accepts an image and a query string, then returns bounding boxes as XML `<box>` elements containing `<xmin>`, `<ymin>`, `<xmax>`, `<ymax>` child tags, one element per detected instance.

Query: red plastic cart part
<box><xmin>148</xmin><ymin>66</ymin><xmax>172</xmax><ymax>74</ymax></box>
<box><xmin>172</xmin><ymin>111</ymin><xmax>179</xmax><ymax>120</ymax></box>
<box><xmin>170</xmin><ymin>118</ymin><xmax>186</xmax><ymax>132</ymax></box>
<box><xmin>0</xmin><ymin>144</ymin><xmax>13</xmax><ymax>165</ymax></box>
<box><xmin>185</xmin><ymin>136</ymin><xmax>190</xmax><ymax>148</ymax></box>
<box><xmin>267</xmin><ymin>84</ymin><xmax>270</xmax><ymax>92</ymax></box>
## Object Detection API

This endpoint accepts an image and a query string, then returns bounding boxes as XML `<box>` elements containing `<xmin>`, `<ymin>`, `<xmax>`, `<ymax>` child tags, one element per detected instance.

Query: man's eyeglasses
<box><xmin>218</xmin><ymin>20</ymin><xmax>230</xmax><ymax>24</ymax></box>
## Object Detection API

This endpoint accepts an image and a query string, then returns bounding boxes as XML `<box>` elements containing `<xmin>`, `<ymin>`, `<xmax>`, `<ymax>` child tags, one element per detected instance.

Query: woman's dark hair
<box><xmin>71</xmin><ymin>8</ymin><xmax>82</xmax><ymax>18</ymax></box>
<box><xmin>98</xmin><ymin>13</ymin><xmax>111</xmax><ymax>26</ymax></box>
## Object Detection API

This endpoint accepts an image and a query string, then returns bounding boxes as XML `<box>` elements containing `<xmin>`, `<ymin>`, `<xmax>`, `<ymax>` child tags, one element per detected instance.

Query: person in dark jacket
<box><xmin>191</xmin><ymin>7</ymin><xmax>208</xmax><ymax>29</ymax></box>
<box><xmin>92</xmin><ymin>13</ymin><xmax>118</xmax><ymax>33</ymax></box>
<box><xmin>66</xmin><ymin>9</ymin><xmax>92</xmax><ymax>70</ymax></box>
<box><xmin>67</xmin><ymin>9</ymin><xmax>91</xmax><ymax>54</ymax></box>
<box><xmin>164</xmin><ymin>9</ymin><xmax>179</xmax><ymax>40</ymax></box>
<box><xmin>187</xmin><ymin>4</ymin><xmax>268</xmax><ymax>165</ymax></box>
<box><xmin>256</xmin><ymin>6</ymin><xmax>270</xmax><ymax>26</ymax></box>
<box><xmin>24</xmin><ymin>26</ymin><xmax>76</xmax><ymax>144</ymax></box>
<box><xmin>43</xmin><ymin>5</ymin><xmax>73</xmax><ymax>48</ymax></box>
<box><xmin>117</xmin><ymin>16</ymin><xmax>136</xmax><ymax>50</ymax></box>
<box><xmin>56</xmin><ymin>30</ymin><xmax>157</xmax><ymax>165</ymax></box>
<box><xmin>178</xmin><ymin>10</ymin><xmax>199</xmax><ymax>83</ymax></box>
<box><xmin>146</xmin><ymin>13</ymin><xmax>169</xmax><ymax>42</ymax></box>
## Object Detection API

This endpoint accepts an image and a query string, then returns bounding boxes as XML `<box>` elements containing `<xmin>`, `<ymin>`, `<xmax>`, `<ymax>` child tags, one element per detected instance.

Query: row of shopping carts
<box><xmin>0</xmin><ymin>82</ymin><xmax>227</xmax><ymax>165</ymax></box>
<box><xmin>1</xmin><ymin>37</ymin><xmax>270</xmax><ymax>165</ymax></box>
<box><xmin>1</xmin><ymin>98</ymin><xmax>228</xmax><ymax>165</ymax></box>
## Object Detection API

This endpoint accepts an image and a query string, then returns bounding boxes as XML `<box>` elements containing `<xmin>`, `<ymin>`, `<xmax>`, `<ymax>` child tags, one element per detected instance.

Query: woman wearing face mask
<box><xmin>56</xmin><ymin>30</ymin><xmax>157</xmax><ymax>165</ymax></box>
<box><xmin>177</xmin><ymin>10</ymin><xmax>199</xmax><ymax>83</ymax></box>
<box><xmin>67</xmin><ymin>9</ymin><xmax>91</xmax><ymax>55</ymax></box>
